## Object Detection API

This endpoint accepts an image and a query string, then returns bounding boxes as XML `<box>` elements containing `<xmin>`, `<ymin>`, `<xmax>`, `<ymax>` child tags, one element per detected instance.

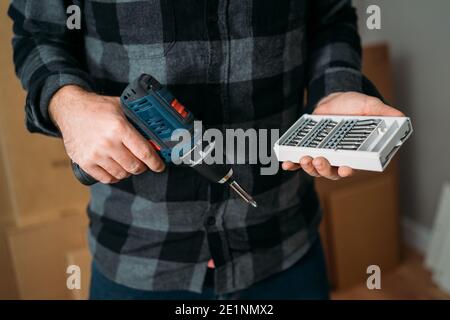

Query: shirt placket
<box><xmin>203</xmin><ymin>0</ymin><xmax>235</xmax><ymax>293</ymax></box>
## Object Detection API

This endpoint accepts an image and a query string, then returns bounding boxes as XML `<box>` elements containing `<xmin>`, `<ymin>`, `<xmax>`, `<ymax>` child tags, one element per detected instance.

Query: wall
<box><xmin>353</xmin><ymin>0</ymin><xmax>450</xmax><ymax>232</ymax></box>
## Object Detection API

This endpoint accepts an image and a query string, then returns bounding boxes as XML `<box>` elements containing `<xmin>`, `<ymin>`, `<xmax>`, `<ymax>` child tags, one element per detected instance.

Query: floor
<box><xmin>331</xmin><ymin>248</ymin><xmax>450</xmax><ymax>300</ymax></box>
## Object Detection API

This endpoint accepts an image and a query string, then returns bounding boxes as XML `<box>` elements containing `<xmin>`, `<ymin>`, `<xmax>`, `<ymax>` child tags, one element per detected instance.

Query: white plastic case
<box><xmin>273</xmin><ymin>115</ymin><xmax>413</xmax><ymax>172</ymax></box>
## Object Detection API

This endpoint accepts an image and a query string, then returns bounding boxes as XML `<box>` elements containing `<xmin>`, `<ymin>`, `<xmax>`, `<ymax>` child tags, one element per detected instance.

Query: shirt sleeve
<box><xmin>305</xmin><ymin>0</ymin><xmax>383</xmax><ymax>112</ymax></box>
<box><xmin>8</xmin><ymin>0</ymin><xmax>94</xmax><ymax>137</ymax></box>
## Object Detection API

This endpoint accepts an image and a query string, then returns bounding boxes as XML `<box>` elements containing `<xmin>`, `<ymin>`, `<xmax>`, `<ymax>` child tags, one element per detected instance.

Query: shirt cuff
<box><xmin>25</xmin><ymin>72</ymin><xmax>94</xmax><ymax>137</ymax></box>
<box><xmin>306</xmin><ymin>67</ymin><xmax>384</xmax><ymax>113</ymax></box>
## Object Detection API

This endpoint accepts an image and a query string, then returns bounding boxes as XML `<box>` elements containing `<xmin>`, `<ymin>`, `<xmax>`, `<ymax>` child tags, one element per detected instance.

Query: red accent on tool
<box><xmin>148</xmin><ymin>139</ymin><xmax>161</xmax><ymax>151</ymax></box>
<box><xmin>171</xmin><ymin>99</ymin><xmax>188</xmax><ymax>118</ymax></box>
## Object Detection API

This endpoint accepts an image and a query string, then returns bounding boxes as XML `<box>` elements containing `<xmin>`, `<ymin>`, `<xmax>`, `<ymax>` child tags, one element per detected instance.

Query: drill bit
<box><xmin>228</xmin><ymin>180</ymin><xmax>258</xmax><ymax>207</ymax></box>
<box><xmin>355</xmin><ymin>119</ymin><xmax>380</xmax><ymax>126</ymax></box>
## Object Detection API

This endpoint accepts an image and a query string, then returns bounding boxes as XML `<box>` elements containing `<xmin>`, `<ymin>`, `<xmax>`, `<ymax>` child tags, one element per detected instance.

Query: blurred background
<box><xmin>1</xmin><ymin>0</ymin><xmax>450</xmax><ymax>299</ymax></box>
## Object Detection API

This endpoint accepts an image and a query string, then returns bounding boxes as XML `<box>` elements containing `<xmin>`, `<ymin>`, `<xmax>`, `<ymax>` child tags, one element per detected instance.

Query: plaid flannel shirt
<box><xmin>9</xmin><ymin>0</ymin><xmax>382</xmax><ymax>294</ymax></box>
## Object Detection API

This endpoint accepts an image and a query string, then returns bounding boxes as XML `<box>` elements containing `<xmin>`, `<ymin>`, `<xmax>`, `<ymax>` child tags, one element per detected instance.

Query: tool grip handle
<box><xmin>71</xmin><ymin>162</ymin><xmax>98</xmax><ymax>186</ymax></box>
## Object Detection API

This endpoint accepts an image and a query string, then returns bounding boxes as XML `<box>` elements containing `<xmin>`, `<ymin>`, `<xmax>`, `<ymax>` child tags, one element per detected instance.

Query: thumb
<box><xmin>365</xmin><ymin>100</ymin><xmax>405</xmax><ymax>117</ymax></box>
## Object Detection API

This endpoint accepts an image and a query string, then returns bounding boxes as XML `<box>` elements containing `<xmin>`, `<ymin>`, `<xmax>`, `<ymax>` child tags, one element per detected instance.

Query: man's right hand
<box><xmin>49</xmin><ymin>85</ymin><xmax>165</xmax><ymax>184</ymax></box>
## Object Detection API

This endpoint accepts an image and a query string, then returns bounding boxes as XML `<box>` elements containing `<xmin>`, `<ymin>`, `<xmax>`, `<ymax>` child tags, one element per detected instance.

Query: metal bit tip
<box><xmin>229</xmin><ymin>180</ymin><xmax>258</xmax><ymax>207</ymax></box>
<box><xmin>248</xmin><ymin>199</ymin><xmax>258</xmax><ymax>208</ymax></box>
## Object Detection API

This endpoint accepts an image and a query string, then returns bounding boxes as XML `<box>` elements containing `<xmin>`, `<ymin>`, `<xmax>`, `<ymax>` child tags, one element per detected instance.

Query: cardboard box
<box><xmin>65</xmin><ymin>248</ymin><xmax>92</xmax><ymax>300</ymax></box>
<box><xmin>0</xmin><ymin>145</ymin><xmax>14</xmax><ymax>226</ymax></box>
<box><xmin>318</xmin><ymin>169</ymin><xmax>400</xmax><ymax>288</ymax></box>
<box><xmin>0</xmin><ymin>224</ymin><xmax>19</xmax><ymax>299</ymax></box>
<box><xmin>317</xmin><ymin>44</ymin><xmax>401</xmax><ymax>289</ymax></box>
<box><xmin>0</xmin><ymin>3</ymin><xmax>89</xmax><ymax>227</ymax></box>
<box><xmin>6</xmin><ymin>212</ymin><xmax>89</xmax><ymax>299</ymax></box>
<box><xmin>362</xmin><ymin>43</ymin><xmax>394</xmax><ymax>102</ymax></box>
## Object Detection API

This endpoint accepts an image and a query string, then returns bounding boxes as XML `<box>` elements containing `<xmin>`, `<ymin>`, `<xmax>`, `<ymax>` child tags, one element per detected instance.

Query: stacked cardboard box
<box><xmin>6</xmin><ymin>213</ymin><xmax>89</xmax><ymax>299</ymax></box>
<box><xmin>317</xmin><ymin>44</ymin><xmax>402</xmax><ymax>289</ymax></box>
<box><xmin>0</xmin><ymin>3</ymin><xmax>91</xmax><ymax>299</ymax></box>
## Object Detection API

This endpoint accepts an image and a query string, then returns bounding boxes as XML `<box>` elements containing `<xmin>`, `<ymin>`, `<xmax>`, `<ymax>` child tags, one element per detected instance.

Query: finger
<box><xmin>112</xmin><ymin>145</ymin><xmax>147</xmax><ymax>175</ymax></box>
<box><xmin>337</xmin><ymin>166</ymin><xmax>354</xmax><ymax>178</ymax></box>
<box><xmin>85</xmin><ymin>165</ymin><xmax>119</xmax><ymax>184</ymax></box>
<box><xmin>300</xmin><ymin>156</ymin><xmax>320</xmax><ymax>177</ymax></box>
<box><xmin>312</xmin><ymin>157</ymin><xmax>340</xmax><ymax>180</ymax></box>
<box><xmin>97</xmin><ymin>158</ymin><xmax>131</xmax><ymax>180</ymax></box>
<box><xmin>122</xmin><ymin>125</ymin><xmax>165</xmax><ymax>172</ymax></box>
<box><xmin>282</xmin><ymin>161</ymin><xmax>301</xmax><ymax>171</ymax></box>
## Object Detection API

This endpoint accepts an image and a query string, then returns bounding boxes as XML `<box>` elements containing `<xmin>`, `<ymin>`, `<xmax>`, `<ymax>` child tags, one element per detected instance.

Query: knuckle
<box><xmin>127</xmin><ymin>162</ymin><xmax>143</xmax><ymax>174</ymax></box>
<box><xmin>116</xmin><ymin>171</ymin><xmax>128</xmax><ymax>180</ymax></box>
<box><xmin>109</xmin><ymin>168</ymin><xmax>125</xmax><ymax>180</ymax></box>
<box><xmin>75</xmin><ymin>148</ymin><xmax>98</xmax><ymax>166</ymax></box>
<box><xmin>78</xmin><ymin>157</ymin><xmax>93</xmax><ymax>169</ymax></box>
<box><xmin>91</xmin><ymin>148</ymin><xmax>106</xmax><ymax>160</ymax></box>
<box><xmin>136</xmin><ymin>147</ymin><xmax>152</xmax><ymax>161</ymax></box>
<box><xmin>111</xmin><ymin>118</ymin><xmax>127</xmax><ymax>132</ymax></box>
<box><xmin>109</xmin><ymin>174</ymin><xmax>120</xmax><ymax>182</ymax></box>
<box><xmin>98</xmin><ymin>138</ymin><xmax>114</xmax><ymax>150</ymax></box>
<box><xmin>100</xmin><ymin>176</ymin><xmax>114</xmax><ymax>184</ymax></box>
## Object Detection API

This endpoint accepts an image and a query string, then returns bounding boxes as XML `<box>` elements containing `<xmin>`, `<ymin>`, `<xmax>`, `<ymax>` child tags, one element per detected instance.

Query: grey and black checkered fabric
<box><xmin>9</xmin><ymin>0</ymin><xmax>382</xmax><ymax>294</ymax></box>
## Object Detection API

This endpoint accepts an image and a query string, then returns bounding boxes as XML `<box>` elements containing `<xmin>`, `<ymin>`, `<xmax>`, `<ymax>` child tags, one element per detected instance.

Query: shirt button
<box><xmin>206</xmin><ymin>216</ymin><xmax>216</xmax><ymax>226</ymax></box>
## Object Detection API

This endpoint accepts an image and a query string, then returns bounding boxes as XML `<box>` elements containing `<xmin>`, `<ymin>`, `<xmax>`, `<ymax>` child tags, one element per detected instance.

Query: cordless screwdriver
<box><xmin>71</xmin><ymin>74</ymin><xmax>257</xmax><ymax>207</ymax></box>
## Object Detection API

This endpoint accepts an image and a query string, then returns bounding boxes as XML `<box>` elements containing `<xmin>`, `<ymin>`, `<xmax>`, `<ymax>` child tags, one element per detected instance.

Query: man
<box><xmin>9</xmin><ymin>0</ymin><xmax>403</xmax><ymax>299</ymax></box>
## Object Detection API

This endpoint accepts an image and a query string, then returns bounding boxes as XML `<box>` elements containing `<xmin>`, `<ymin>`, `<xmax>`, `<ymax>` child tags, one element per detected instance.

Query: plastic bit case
<box><xmin>273</xmin><ymin>115</ymin><xmax>413</xmax><ymax>172</ymax></box>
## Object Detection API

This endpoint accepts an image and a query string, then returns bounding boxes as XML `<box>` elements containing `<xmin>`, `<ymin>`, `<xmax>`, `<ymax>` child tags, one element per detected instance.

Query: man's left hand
<box><xmin>282</xmin><ymin>92</ymin><xmax>405</xmax><ymax>180</ymax></box>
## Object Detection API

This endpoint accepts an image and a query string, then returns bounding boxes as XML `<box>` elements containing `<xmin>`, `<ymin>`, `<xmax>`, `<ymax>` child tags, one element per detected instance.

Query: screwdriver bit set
<box><xmin>274</xmin><ymin>115</ymin><xmax>412</xmax><ymax>171</ymax></box>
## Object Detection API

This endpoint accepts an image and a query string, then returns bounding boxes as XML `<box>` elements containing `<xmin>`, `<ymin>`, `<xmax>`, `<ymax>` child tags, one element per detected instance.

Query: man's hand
<box><xmin>49</xmin><ymin>85</ymin><xmax>165</xmax><ymax>184</ymax></box>
<box><xmin>282</xmin><ymin>92</ymin><xmax>404</xmax><ymax>180</ymax></box>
